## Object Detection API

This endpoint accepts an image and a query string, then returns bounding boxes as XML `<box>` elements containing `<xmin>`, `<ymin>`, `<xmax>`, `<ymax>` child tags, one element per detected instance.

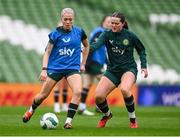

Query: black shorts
<box><xmin>104</xmin><ymin>68</ymin><xmax>137</xmax><ymax>87</ymax></box>
<box><xmin>47</xmin><ymin>69</ymin><xmax>80</xmax><ymax>82</ymax></box>
<box><xmin>85</xmin><ymin>61</ymin><xmax>104</xmax><ymax>75</ymax></box>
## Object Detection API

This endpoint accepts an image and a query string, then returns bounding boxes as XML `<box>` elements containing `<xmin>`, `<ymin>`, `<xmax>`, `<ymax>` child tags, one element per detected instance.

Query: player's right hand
<box><xmin>141</xmin><ymin>68</ymin><xmax>148</xmax><ymax>78</ymax></box>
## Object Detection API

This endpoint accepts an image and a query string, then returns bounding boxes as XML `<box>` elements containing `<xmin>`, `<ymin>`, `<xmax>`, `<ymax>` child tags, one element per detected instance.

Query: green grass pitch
<box><xmin>0</xmin><ymin>106</ymin><xmax>180</xmax><ymax>136</ymax></box>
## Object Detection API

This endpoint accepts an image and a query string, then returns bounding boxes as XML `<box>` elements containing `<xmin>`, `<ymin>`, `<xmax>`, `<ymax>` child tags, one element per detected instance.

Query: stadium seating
<box><xmin>0</xmin><ymin>41</ymin><xmax>42</xmax><ymax>82</ymax></box>
<box><xmin>0</xmin><ymin>0</ymin><xmax>180</xmax><ymax>84</ymax></box>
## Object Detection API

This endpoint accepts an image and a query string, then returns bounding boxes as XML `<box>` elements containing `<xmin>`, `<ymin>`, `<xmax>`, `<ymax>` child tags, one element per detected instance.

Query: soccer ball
<box><xmin>40</xmin><ymin>112</ymin><xmax>59</xmax><ymax>129</ymax></box>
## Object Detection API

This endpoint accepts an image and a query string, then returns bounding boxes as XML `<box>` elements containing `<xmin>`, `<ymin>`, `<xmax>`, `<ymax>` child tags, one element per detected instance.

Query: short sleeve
<box><xmin>81</xmin><ymin>29</ymin><xmax>87</xmax><ymax>41</ymax></box>
<box><xmin>48</xmin><ymin>30</ymin><xmax>57</xmax><ymax>44</ymax></box>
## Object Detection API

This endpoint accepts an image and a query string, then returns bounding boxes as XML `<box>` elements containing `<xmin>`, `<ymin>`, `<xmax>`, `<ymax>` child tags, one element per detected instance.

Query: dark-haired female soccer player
<box><xmin>22</xmin><ymin>8</ymin><xmax>89</xmax><ymax>129</ymax></box>
<box><xmin>91</xmin><ymin>11</ymin><xmax>148</xmax><ymax>128</ymax></box>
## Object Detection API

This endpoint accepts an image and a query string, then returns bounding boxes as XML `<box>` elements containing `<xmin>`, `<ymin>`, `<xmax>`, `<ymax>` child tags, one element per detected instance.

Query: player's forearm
<box><xmin>90</xmin><ymin>36</ymin><xmax>105</xmax><ymax>52</ymax></box>
<box><xmin>90</xmin><ymin>42</ymin><xmax>102</xmax><ymax>53</ymax></box>
<box><xmin>42</xmin><ymin>52</ymin><xmax>49</xmax><ymax>69</ymax></box>
<box><xmin>139</xmin><ymin>51</ymin><xmax>147</xmax><ymax>69</ymax></box>
<box><xmin>41</xmin><ymin>42</ymin><xmax>53</xmax><ymax>69</ymax></box>
<box><xmin>81</xmin><ymin>45</ymin><xmax>89</xmax><ymax>65</ymax></box>
<box><xmin>135</xmin><ymin>42</ymin><xmax>147</xmax><ymax>68</ymax></box>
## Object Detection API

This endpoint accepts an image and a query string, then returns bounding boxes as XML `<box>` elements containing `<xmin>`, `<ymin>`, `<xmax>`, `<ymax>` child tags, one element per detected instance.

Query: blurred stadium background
<box><xmin>0</xmin><ymin>0</ymin><xmax>180</xmax><ymax>107</ymax></box>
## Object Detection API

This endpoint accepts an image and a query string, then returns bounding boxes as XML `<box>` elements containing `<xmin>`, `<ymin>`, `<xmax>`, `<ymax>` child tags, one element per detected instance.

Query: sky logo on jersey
<box><xmin>112</xmin><ymin>47</ymin><xmax>125</xmax><ymax>55</ymax></box>
<box><xmin>59</xmin><ymin>47</ymin><xmax>75</xmax><ymax>56</ymax></box>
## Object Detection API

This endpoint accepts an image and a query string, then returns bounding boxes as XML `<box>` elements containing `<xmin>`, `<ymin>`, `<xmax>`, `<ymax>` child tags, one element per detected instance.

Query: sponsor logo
<box><xmin>109</xmin><ymin>40</ymin><xmax>113</xmax><ymax>44</ymax></box>
<box><xmin>62</xmin><ymin>38</ymin><xmax>71</xmax><ymax>43</ymax></box>
<box><xmin>59</xmin><ymin>47</ymin><xmax>75</xmax><ymax>56</ymax></box>
<box><xmin>111</xmin><ymin>47</ymin><xmax>125</xmax><ymax>55</ymax></box>
<box><xmin>162</xmin><ymin>92</ymin><xmax>180</xmax><ymax>106</ymax></box>
<box><xmin>109</xmin><ymin>39</ymin><xmax>127</xmax><ymax>55</ymax></box>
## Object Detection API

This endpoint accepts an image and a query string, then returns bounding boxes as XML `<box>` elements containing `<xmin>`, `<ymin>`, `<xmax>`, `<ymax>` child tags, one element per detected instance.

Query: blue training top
<box><xmin>89</xmin><ymin>27</ymin><xmax>107</xmax><ymax>65</ymax></box>
<box><xmin>47</xmin><ymin>26</ymin><xmax>87</xmax><ymax>73</ymax></box>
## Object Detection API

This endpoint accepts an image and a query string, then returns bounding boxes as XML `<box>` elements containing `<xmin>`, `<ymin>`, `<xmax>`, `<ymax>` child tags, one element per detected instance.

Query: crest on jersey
<box><xmin>123</xmin><ymin>39</ymin><xmax>129</xmax><ymax>46</ymax></box>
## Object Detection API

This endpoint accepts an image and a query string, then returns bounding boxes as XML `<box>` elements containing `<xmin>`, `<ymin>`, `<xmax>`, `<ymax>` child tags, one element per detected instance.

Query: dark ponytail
<box><xmin>123</xmin><ymin>21</ymin><xmax>129</xmax><ymax>29</ymax></box>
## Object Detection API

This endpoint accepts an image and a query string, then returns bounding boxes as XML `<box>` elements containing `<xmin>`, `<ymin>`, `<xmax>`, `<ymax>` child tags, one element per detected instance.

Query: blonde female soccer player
<box><xmin>22</xmin><ymin>8</ymin><xmax>89</xmax><ymax>129</ymax></box>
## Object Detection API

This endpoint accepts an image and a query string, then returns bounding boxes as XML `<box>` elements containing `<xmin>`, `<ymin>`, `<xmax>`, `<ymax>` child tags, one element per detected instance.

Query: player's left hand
<box><xmin>141</xmin><ymin>68</ymin><xmax>148</xmax><ymax>78</ymax></box>
<box><xmin>39</xmin><ymin>70</ymin><xmax>47</xmax><ymax>81</ymax></box>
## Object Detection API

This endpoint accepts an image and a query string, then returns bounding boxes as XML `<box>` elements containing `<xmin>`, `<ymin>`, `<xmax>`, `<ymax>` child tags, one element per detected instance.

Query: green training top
<box><xmin>90</xmin><ymin>28</ymin><xmax>147</xmax><ymax>73</ymax></box>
